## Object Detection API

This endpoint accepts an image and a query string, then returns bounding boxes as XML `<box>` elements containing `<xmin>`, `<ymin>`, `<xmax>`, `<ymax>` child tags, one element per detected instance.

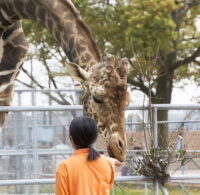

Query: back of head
<box><xmin>69</xmin><ymin>116</ymin><xmax>100</xmax><ymax>161</ymax></box>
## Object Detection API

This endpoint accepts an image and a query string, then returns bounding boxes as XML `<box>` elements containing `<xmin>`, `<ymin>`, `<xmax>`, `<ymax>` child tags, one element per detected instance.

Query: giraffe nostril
<box><xmin>118</xmin><ymin>140</ymin><xmax>123</xmax><ymax>149</ymax></box>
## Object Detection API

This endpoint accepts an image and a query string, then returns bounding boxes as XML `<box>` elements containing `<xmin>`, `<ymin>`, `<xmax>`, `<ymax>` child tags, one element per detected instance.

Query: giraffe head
<box><xmin>66</xmin><ymin>55</ymin><xmax>130</xmax><ymax>161</ymax></box>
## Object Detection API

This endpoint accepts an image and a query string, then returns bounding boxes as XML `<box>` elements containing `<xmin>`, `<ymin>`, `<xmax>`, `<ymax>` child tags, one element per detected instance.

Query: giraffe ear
<box><xmin>65</xmin><ymin>62</ymin><xmax>90</xmax><ymax>83</ymax></box>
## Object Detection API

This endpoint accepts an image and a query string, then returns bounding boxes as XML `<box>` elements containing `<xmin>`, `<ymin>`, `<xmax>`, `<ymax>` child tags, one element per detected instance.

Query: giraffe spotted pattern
<box><xmin>0</xmin><ymin>0</ymin><xmax>130</xmax><ymax>161</ymax></box>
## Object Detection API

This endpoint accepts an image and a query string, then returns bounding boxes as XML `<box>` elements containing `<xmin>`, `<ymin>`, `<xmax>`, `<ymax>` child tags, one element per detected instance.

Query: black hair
<box><xmin>69</xmin><ymin>116</ymin><xmax>100</xmax><ymax>161</ymax></box>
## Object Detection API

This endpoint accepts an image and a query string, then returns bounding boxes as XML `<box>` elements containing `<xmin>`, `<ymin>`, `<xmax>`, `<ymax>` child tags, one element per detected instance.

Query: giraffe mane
<box><xmin>63</xmin><ymin>0</ymin><xmax>101</xmax><ymax>62</ymax></box>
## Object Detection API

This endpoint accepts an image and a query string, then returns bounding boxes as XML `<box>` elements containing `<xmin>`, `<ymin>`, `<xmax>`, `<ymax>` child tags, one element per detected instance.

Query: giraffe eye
<box><xmin>93</xmin><ymin>96</ymin><xmax>104</xmax><ymax>104</ymax></box>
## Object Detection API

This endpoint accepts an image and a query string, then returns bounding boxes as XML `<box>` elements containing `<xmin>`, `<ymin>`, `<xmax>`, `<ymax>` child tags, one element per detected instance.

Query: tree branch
<box><xmin>16</xmin><ymin>79</ymin><xmax>33</xmax><ymax>88</ymax></box>
<box><xmin>20</xmin><ymin>66</ymin><xmax>72</xmax><ymax>105</ymax></box>
<box><xmin>194</xmin><ymin>60</ymin><xmax>200</xmax><ymax>66</ymax></box>
<box><xmin>172</xmin><ymin>0</ymin><xmax>200</xmax><ymax>28</ymax></box>
<box><xmin>38</xmin><ymin>42</ymin><xmax>72</xmax><ymax>105</ymax></box>
<box><xmin>16</xmin><ymin>79</ymin><xmax>71</xmax><ymax>105</ymax></box>
<box><xmin>21</xmin><ymin>67</ymin><xmax>44</xmax><ymax>89</ymax></box>
<box><xmin>49</xmin><ymin>48</ymin><xmax>63</xmax><ymax>63</ymax></box>
<box><xmin>128</xmin><ymin>77</ymin><xmax>155</xmax><ymax>98</ymax></box>
<box><xmin>171</xmin><ymin>46</ymin><xmax>200</xmax><ymax>71</ymax></box>
<box><xmin>42</xmin><ymin>58</ymin><xmax>70</xmax><ymax>105</ymax></box>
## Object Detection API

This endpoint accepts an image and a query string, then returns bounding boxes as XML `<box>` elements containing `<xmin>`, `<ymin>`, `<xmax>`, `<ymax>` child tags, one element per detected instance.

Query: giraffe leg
<box><xmin>0</xmin><ymin>21</ymin><xmax>28</xmax><ymax>130</ymax></box>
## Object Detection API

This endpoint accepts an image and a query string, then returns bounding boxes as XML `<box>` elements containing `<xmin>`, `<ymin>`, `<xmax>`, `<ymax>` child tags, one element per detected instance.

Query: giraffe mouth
<box><xmin>107</xmin><ymin>144</ymin><xmax>126</xmax><ymax>162</ymax></box>
<box><xmin>107</xmin><ymin>133</ymin><xmax>127</xmax><ymax>162</ymax></box>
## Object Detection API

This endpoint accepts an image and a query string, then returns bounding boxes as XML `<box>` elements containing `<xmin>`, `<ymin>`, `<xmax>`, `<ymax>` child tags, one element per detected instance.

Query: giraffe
<box><xmin>0</xmin><ymin>0</ymin><xmax>130</xmax><ymax>161</ymax></box>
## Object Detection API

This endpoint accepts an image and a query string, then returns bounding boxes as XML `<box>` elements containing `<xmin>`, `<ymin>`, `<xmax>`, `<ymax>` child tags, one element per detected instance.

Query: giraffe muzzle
<box><xmin>108</xmin><ymin>133</ymin><xmax>126</xmax><ymax>162</ymax></box>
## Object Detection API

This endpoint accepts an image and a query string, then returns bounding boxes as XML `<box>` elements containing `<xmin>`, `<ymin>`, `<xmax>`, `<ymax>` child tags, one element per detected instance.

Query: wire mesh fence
<box><xmin>0</xmin><ymin>93</ymin><xmax>200</xmax><ymax>194</ymax></box>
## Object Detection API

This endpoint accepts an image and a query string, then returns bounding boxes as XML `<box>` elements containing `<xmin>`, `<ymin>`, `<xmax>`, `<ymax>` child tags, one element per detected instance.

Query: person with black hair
<box><xmin>56</xmin><ymin>116</ymin><xmax>122</xmax><ymax>195</ymax></box>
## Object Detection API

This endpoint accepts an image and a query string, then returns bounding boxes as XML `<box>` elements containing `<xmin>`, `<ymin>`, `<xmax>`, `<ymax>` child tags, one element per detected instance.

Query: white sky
<box><xmin>129</xmin><ymin>84</ymin><xmax>200</xmax><ymax>106</ymax></box>
<box><xmin>172</xmin><ymin>80</ymin><xmax>200</xmax><ymax>104</ymax></box>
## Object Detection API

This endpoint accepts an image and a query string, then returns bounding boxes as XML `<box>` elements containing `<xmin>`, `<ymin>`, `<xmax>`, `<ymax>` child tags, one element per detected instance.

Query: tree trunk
<box><xmin>152</xmin><ymin>69</ymin><xmax>174</xmax><ymax>149</ymax></box>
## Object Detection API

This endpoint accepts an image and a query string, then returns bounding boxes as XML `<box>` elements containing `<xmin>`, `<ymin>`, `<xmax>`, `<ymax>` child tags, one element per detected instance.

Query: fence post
<box><xmin>15</xmin><ymin>91</ymin><xmax>24</xmax><ymax>193</ymax></box>
<box><xmin>152</xmin><ymin>107</ymin><xmax>158</xmax><ymax>148</ymax></box>
<box><xmin>152</xmin><ymin>107</ymin><xmax>158</xmax><ymax>195</ymax></box>
<box><xmin>145</xmin><ymin>181</ymin><xmax>148</xmax><ymax>195</ymax></box>
<box><xmin>32</xmin><ymin>89</ymin><xmax>39</xmax><ymax>194</ymax></box>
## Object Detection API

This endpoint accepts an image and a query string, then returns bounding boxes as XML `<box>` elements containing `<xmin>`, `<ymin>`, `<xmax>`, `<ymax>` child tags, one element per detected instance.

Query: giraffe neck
<box><xmin>0</xmin><ymin>0</ymin><xmax>101</xmax><ymax>68</ymax></box>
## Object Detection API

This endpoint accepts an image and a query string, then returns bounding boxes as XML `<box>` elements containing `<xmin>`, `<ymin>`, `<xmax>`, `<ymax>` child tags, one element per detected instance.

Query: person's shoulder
<box><xmin>56</xmin><ymin>158</ymin><xmax>70</xmax><ymax>176</ymax></box>
<box><xmin>57</xmin><ymin>155</ymin><xmax>80</xmax><ymax>173</ymax></box>
<box><xmin>59</xmin><ymin>155</ymin><xmax>77</xmax><ymax>165</ymax></box>
<box><xmin>60</xmin><ymin>154</ymin><xmax>87</xmax><ymax>168</ymax></box>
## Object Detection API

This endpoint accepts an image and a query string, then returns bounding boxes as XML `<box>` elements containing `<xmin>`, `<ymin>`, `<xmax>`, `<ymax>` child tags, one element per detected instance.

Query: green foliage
<box><xmin>121</xmin><ymin>0</ymin><xmax>178</xmax><ymax>56</ymax></box>
<box><xmin>22</xmin><ymin>0</ymin><xmax>200</xmax><ymax>97</ymax></box>
<box><xmin>75</xmin><ymin>0</ymin><xmax>178</xmax><ymax>56</ymax></box>
<box><xmin>23</xmin><ymin>20</ymin><xmax>56</xmax><ymax>47</ymax></box>
<box><xmin>73</xmin><ymin>0</ymin><xmax>200</xmax><ymax>91</ymax></box>
<box><xmin>22</xmin><ymin>20</ymin><xmax>59</xmax><ymax>61</ymax></box>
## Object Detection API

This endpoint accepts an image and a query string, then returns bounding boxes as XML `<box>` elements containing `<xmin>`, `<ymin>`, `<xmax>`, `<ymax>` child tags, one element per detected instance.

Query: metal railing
<box><xmin>1</xmin><ymin>174</ymin><xmax>200</xmax><ymax>185</ymax></box>
<box><xmin>0</xmin><ymin>104</ymin><xmax>200</xmax><ymax>195</ymax></box>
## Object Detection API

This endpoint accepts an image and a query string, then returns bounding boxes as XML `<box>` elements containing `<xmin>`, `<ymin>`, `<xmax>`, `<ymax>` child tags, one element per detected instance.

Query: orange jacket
<box><xmin>56</xmin><ymin>148</ymin><xmax>115</xmax><ymax>195</ymax></box>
